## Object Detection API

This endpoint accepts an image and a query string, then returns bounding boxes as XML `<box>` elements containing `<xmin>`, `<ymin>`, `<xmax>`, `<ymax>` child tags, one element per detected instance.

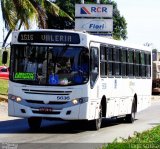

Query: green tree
<box><xmin>1</xmin><ymin>0</ymin><xmax>73</xmax><ymax>48</ymax></box>
<box><xmin>45</xmin><ymin>0</ymin><xmax>73</xmax><ymax>29</ymax></box>
<box><xmin>55</xmin><ymin>0</ymin><xmax>127</xmax><ymax>40</ymax></box>
<box><xmin>108</xmin><ymin>0</ymin><xmax>127</xmax><ymax>40</ymax></box>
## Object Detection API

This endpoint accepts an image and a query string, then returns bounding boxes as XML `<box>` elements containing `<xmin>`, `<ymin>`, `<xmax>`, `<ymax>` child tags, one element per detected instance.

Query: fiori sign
<box><xmin>75</xmin><ymin>19</ymin><xmax>113</xmax><ymax>32</ymax></box>
<box><xmin>75</xmin><ymin>4</ymin><xmax>113</xmax><ymax>17</ymax></box>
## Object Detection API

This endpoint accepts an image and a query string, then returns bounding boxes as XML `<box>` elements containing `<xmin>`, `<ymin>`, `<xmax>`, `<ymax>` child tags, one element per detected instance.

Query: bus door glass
<box><xmin>90</xmin><ymin>47</ymin><xmax>99</xmax><ymax>88</ymax></box>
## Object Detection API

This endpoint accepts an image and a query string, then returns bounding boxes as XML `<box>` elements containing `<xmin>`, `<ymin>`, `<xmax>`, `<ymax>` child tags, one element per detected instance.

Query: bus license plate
<box><xmin>39</xmin><ymin>107</ymin><xmax>53</xmax><ymax>112</ymax></box>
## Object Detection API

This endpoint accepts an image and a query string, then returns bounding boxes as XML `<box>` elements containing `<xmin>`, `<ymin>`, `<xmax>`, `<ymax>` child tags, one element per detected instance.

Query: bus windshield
<box><xmin>10</xmin><ymin>45</ymin><xmax>89</xmax><ymax>86</ymax></box>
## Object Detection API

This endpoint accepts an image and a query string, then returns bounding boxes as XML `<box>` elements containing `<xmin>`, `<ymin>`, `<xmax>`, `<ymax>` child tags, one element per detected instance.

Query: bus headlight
<box><xmin>8</xmin><ymin>94</ymin><xmax>22</xmax><ymax>102</ymax></box>
<box><xmin>16</xmin><ymin>97</ymin><xmax>22</xmax><ymax>102</ymax></box>
<box><xmin>72</xmin><ymin>97</ymin><xmax>88</xmax><ymax>105</ymax></box>
<box><xmin>72</xmin><ymin>99</ymin><xmax>79</xmax><ymax>105</ymax></box>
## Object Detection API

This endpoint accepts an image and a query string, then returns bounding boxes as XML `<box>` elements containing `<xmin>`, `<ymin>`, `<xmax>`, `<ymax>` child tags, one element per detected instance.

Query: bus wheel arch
<box><xmin>134</xmin><ymin>94</ymin><xmax>137</xmax><ymax>112</ymax></box>
<box><xmin>101</xmin><ymin>96</ymin><xmax>107</xmax><ymax>117</ymax></box>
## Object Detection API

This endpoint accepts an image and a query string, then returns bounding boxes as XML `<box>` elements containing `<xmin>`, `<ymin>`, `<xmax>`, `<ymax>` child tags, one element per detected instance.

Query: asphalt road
<box><xmin>0</xmin><ymin>98</ymin><xmax>160</xmax><ymax>149</ymax></box>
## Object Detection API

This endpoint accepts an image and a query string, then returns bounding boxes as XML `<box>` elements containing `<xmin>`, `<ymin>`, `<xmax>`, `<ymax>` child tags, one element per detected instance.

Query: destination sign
<box><xmin>18</xmin><ymin>31</ymin><xmax>80</xmax><ymax>44</ymax></box>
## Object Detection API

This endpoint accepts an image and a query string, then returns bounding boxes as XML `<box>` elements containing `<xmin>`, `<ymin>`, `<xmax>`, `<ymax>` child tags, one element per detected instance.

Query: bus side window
<box><xmin>114</xmin><ymin>48</ymin><xmax>121</xmax><ymax>77</ymax></box>
<box><xmin>121</xmin><ymin>49</ymin><xmax>127</xmax><ymax>77</ymax></box>
<box><xmin>140</xmin><ymin>51</ymin><xmax>145</xmax><ymax>77</ymax></box>
<box><xmin>100</xmin><ymin>45</ymin><xmax>107</xmax><ymax>77</ymax></box>
<box><xmin>128</xmin><ymin>49</ymin><xmax>134</xmax><ymax>77</ymax></box>
<box><xmin>134</xmin><ymin>50</ymin><xmax>140</xmax><ymax>77</ymax></box>
<box><xmin>108</xmin><ymin>47</ymin><xmax>114</xmax><ymax>77</ymax></box>
<box><xmin>145</xmin><ymin>52</ymin><xmax>151</xmax><ymax>78</ymax></box>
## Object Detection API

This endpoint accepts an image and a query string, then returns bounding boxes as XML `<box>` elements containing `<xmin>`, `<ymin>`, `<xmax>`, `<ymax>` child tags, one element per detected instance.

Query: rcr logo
<box><xmin>91</xmin><ymin>7</ymin><xmax>107</xmax><ymax>13</ymax></box>
<box><xmin>57</xmin><ymin>96</ymin><xmax>70</xmax><ymax>100</ymax></box>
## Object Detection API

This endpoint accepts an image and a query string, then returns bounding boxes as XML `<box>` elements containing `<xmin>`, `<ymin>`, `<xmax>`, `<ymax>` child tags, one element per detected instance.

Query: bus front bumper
<box><xmin>8</xmin><ymin>99</ymin><xmax>89</xmax><ymax>120</ymax></box>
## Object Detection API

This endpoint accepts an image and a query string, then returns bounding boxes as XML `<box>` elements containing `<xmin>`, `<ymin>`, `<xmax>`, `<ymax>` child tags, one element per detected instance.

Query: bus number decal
<box><xmin>21</xmin><ymin>34</ymin><xmax>33</xmax><ymax>41</ymax></box>
<box><xmin>102</xmin><ymin>83</ymin><xmax>107</xmax><ymax>89</ymax></box>
<box><xmin>57</xmin><ymin>96</ymin><xmax>70</xmax><ymax>100</ymax></box>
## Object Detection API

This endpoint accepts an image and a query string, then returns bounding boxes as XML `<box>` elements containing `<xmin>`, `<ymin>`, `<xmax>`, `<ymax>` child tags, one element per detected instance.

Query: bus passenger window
<box><xmin>107</xmin><ymin>47</ymin><xmax>115</xmax><ymax>77</ymax></box>
<box><xmin>140</xmin><ymin>52</ymin><xmax>145</xmax><ymax>77</ymax></box>
<box><xmin>134</xmin><ymin>51</ymin><xmax>140</xmax><ymax>77</ymax></box>
<box><xmin>145</xmin><ymin>53</ymin><xmax>151</xmax><ymax>77</ymax></box>
<box><xmin>108</xmin><ymin>48</ymin><xmax>113</xmax><ymax>61</ymax></box>
<box><xmin>121</xmin><ymin>49</ymin><xmax>127</xmax><ymax>77</ymax></box>
<box><xmin>108</xmin><ymin>62</ymin><xmax>114</xmax><ymax>76</ymax></box>
<box><xmin>128</xmin><ymin>50</ymin><xmax>134</xmax><ymax>77</ymax></box>
<box><xmin>114</xmin><ymin>48</ymin><xmax>121</xmax><ymax>76</ymax></box>
<box><xmin>100</xmin><ymin>46</ymin><xmax>107</xmax><ymax>77</ymax></box>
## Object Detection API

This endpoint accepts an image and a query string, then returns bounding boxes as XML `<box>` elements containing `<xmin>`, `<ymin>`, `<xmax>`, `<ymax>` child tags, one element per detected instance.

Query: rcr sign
<box><xmin>75</xmin><ymin>4</ymin><xmax>113</xmax><ymax>17</ymax></box>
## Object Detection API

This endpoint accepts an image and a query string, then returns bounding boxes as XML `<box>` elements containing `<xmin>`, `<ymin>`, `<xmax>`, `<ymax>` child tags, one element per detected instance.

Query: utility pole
<box><xmin>2</xmin><ymin>27</ymin><xmax>4</xmax><ymax>43</ymax></box>
<box><xmin>97</xmin><ymin>0</ymin><xmax>100</xmax><ymax>4</ymax></box>
<box><xmin>81</xmin><ymin>0</ymin><xmax>100</xmax><ymax>4</ymax></box>
<box><xmin>81</xmin><ymin>0</ymin><xmax>84</xmax><ymax>4</ymax></box>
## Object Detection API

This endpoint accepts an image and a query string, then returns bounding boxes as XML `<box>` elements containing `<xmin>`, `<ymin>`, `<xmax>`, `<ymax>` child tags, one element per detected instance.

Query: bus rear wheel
<box><xmin>28</xmin><ymin>117</ymin><xmax>42</xmax><ymax>130</ymax></box>
<box><xmin>125</xmin><ymin>99</ymin><xmax>136</xmax><ymax>123</ymax></box>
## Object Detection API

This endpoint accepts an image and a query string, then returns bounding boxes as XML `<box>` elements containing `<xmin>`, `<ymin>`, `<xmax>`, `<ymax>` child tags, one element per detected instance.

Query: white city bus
<box><xmin>5</xmin><ymin>29</ymin><xmax>152</xmax><ymax>130</ymax></box>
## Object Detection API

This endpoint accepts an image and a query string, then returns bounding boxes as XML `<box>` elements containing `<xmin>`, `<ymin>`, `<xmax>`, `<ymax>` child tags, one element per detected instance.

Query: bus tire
<box><xmin>90</xmin><ymin>104</ymin><xmax>102</xmax><ymax>130</ymax></box>
<box><xmin>125</xmin><ymin>98</ymin><xmax>136</xmax><ymax>123</ymax></box>
<box><xmin>28</xmin><ymin>117</ymin><xmax>42</xmax><ymax>130</ymax></box>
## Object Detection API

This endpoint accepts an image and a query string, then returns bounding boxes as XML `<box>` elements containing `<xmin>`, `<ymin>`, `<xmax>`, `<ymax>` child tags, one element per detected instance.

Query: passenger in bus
<box><xmin>57</xmin><ymin>58</ymin><xmax>71</xmax><ymax>74</ymax></box>
<box><xmin>38</xmin><ymin>52</ymin><xmax>52</xmax><ymax>84</ymax></box>
<box><xmin>25</xmin><ymin>51</ymin><xmax>37</xmax><ymax>73</ymax></box>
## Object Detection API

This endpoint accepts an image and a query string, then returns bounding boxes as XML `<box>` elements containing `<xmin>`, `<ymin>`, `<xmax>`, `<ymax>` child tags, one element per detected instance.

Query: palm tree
<box><xmin>1</xmin><ymin>0</ymin><xmax>73</xmax><ymax>48</ymax></box>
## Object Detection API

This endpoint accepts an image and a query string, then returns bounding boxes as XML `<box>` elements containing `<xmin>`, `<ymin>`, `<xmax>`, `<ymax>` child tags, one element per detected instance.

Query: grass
<box><xmin>0</xmin><ymin>79</ymin><xmax>8</xmax><ymax>95</ymax></box>
<box><xmin>0</xmin><ymin>49</ymin><xmax>9</xmax><ymax>96</ymax></box>
<box><xmin>103</xmin><ymin>125</ymin><xmax>160</xmax><ymax>149</ymax></box>
<box><xmin>0</xmin><ymin>55</ymin><xmax>2</xmax><ymax>66</ymax></box>
<box><xmin>0</xmin><ymin>50</ymin><xmax>9</xmax><ymax>96</ymax></box>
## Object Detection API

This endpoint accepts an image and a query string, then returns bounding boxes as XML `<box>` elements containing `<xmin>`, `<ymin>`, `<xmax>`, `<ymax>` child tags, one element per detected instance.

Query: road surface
<box><xmin>0</xmin><ymin>98</ymin><xmax>160</xmax><ymax>149</ymax></box>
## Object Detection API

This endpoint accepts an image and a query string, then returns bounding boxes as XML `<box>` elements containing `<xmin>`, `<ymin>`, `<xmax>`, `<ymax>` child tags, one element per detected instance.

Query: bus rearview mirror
<box><xmin>2</xmin><ymin>51</ymin><xmax>8</xmax><ymax>64</ymax></box>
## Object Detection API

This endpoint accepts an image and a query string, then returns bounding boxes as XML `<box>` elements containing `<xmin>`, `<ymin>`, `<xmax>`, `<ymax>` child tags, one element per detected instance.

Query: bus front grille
<box><xmin>22</xmin><ymin>89</ymin><xmax>72</xmax><ymax>95</ymax></box>
<box><xmin>26</xmin><ymin>100</ymin><xmax>68</xmax><ymax>105</ymax></box>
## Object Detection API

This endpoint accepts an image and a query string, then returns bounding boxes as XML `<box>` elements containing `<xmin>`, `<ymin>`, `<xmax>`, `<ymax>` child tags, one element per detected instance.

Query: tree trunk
<box><xmin>2</xmin><ymin>29</ymin><xmax>12</xmax><ymax>48</ymax></box>
<box><xmin>2</xmin><ymin>20</ymin><xmax>23</xmax><ymax>48</ymax></box>
<box><xmin>18</xmin><ymin>20</ymin><xmax>23</xmax><ymax>30</ymax></box>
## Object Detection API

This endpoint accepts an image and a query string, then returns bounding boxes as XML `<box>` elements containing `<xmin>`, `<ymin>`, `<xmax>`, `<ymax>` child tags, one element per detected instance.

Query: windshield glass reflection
<box><xmin>11</xmin><ymin>45</ymin><xmax>89</xmax><ymax>86</ymax></box>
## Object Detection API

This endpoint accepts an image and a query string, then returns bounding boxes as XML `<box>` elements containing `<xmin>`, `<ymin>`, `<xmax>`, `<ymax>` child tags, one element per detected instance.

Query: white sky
<box><xmin>1</xmin><ymin>0</ymin><xmax>160</xmax><ymax>49</ymax></box>
<box><xmin>114</xmin><ymin>0</ymin><xmax>160</xmax><ymax>50</ymax></box>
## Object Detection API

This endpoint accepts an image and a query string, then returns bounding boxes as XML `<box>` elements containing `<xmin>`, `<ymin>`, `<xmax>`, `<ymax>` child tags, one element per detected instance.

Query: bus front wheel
<box><xmin>90</xmin><ymin>105</ymin><xmax>102</xmax><ymax>130</ymax></box>
<box><xmin>28</xmin><ymin>117</ymin><xmax>42</xmax><ymax>130</ymax></box>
